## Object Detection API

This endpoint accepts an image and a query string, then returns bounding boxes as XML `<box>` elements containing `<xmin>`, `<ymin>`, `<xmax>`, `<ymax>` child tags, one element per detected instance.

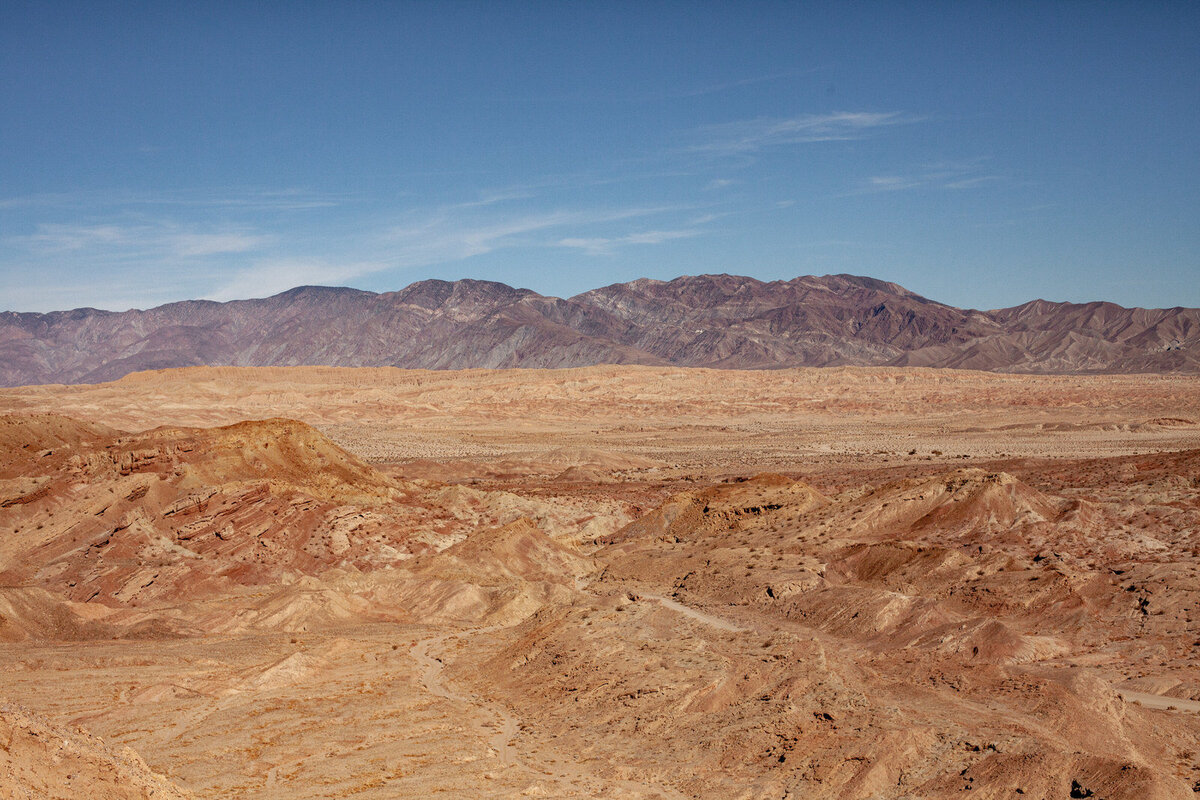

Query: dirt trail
<box><xmin>1118</xmin><ymin>690</ymin><xmax>1200</xmax><ymax>713</ymax></box>
<box><xmin>410</xmin><ymin>627</ymin><xmax>520</xmax><ymax>765</ymax></box>
<box><xmin>640</xmin><ymin>593</ymin><xmax>747</xmax><ymax>633</ymax></box>
<box><xmin>411</xmin><ymin>623</ymin><xmax>689</xmax><ymax>800</ymax></box>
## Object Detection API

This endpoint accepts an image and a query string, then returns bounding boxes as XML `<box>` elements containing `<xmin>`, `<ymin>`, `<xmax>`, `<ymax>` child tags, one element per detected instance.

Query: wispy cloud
<box><xmin>943</xmin><ymin>175</ymin><xmax>1005</xmax><ymax>190</ymax></box>
<box><xmin>23</xmin><ymin>224</ymin><xmax>130</xmax><ymax>252</ymax></box>
<box><xmin>15</xmin><ymin>222</ymin><xmax>271</xmax><ymax>259</ymax></box>
<box><xmin>170</xmin><ymin>232</ymin><xmax>272</xmax><ymax>257</ymax></box>
<box><xmin>1</xmin><ymin>161</ymin><xmax>737</xmax><ymax>308</ymax></box>
<box><xmin>556</xmin><ymin>228</ymin><xmax>700</xmax><ymax>255</ymax></box>
<box><xmin>0</xmin><ymin>187</ymin><xmax>342</xmax><ymax>212</ymax></box>
<box><xmin>379</xmin><ymin>204</ymin><xmax>693</xmax><ymax>265</ymax></box>
<box><xmin>197</xmin><ymin>201</ymin><xmax>711</xmax><ymax>302</ymax></box>
<box><xmin>205</xmin><ymin>258</ymin><xmax>385</xmax><ymax>302</ymax></box>
<box><xmin>687</xmin><ymin>111</ymin><xmax>916</xmax><ymax>155</ymax></box>
<box><xmin>862</xmin><ymin>175</ymin><xmax>923</xmax><ymax>193</ymax></box>
<box><xmin>193</xmin><ymin>188</ymin><xmax>343</xmax><ymax>211</ymax></box>
<box><xmin>446</xmin><ymin>189</ymin><xmax>537</xmax><ymax>210</ymax></box>
<box><xmin>0</xmin><ymin>277</ymin><xmax>193</xmax><ymax>313</ymax></box>
<box><xmin>849</xmin><ymin>159</ymin><xmax>1007</xmax><ymax>195</ymax></box>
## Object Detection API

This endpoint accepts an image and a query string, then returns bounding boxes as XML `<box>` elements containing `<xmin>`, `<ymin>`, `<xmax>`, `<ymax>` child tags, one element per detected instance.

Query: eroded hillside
<box><xmin>1</xmin><ymin>367</ymin><xmax>1198</xmax><ymax>798</ymax></box>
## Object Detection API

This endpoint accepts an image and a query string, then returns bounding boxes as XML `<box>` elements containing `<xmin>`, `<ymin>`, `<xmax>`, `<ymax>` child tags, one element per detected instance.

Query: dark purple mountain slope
<box><xmin>1</xmin><ymin>274</ymin><xmax>1196</xmax><ymax>386</ymax></box>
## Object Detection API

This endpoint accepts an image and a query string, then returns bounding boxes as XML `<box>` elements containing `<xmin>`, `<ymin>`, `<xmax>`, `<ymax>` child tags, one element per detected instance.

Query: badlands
<box><xmin>1</xmin><ymin>365</ymin><xmax>1199</xmax><ymax>799</ymax></box>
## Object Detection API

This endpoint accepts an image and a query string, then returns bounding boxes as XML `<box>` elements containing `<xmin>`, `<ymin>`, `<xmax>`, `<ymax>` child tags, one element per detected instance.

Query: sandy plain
<box><xmin>1</xmin><ymin>365</ymin><xmax>1198</xmax><ymax>799</ymax></box>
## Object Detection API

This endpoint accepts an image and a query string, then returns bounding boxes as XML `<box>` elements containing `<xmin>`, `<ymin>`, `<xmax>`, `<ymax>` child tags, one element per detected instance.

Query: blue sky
<box><xmin>1</xmin><ymin>1</ymin><xmax>1197</xmax><ymax>312</ymax></box>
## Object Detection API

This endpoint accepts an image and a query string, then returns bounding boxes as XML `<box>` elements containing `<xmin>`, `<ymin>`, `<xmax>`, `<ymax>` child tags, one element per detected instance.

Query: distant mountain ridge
<box><xmin>1</xmin><ymin>273</ymin><xmax>1197</xmax><ymax>386</ymax></box>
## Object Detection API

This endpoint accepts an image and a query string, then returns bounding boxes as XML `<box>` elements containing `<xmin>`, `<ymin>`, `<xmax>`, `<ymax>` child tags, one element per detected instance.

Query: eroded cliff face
<box><xmin>3</xmin><ymin>273</ymin><xmax>1197</xmax><ymax>386</ymax></box>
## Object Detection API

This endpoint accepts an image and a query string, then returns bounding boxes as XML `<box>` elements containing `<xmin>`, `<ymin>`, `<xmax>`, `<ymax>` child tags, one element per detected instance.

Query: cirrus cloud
<box><xmin>686</xmin><ymin>111</ymin><xmax>917</xmax><ymax>155</ymax></box>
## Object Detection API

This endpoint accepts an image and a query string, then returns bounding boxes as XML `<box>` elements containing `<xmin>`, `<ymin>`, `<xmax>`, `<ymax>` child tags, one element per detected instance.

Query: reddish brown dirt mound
<box><xmin>0</xmin><ymin>413</ymin><xmax>119</xmax><ymax>477</ymax></box>
<box><xmin>0</xmin><ymin>701</ymin><xmax>193</xmax><ymax>799</ymax></box>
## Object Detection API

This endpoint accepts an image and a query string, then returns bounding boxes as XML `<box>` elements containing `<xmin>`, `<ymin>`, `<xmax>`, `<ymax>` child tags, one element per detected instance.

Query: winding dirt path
<box><xmin>410</xmin><ymin>622</ymin><xmax>690</xmax><ymax>800</ymax></box>
<box><xmin>640</xmin><ymin>592</ymin><xmax>747</xmax><ymax>633</ymax></box>
<box><xmin>1118</xmin><ymin>690</ymin><xmax>1200</xmax><ymax>713</ymax></box>
<box><xmin>410</xmin><ymin>627</ymin><xmax>519</xmax><ymax>765</ymax></box>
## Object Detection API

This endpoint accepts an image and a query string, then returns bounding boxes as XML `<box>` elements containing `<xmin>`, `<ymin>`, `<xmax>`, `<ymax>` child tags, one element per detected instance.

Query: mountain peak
<box><xmin>0</xmin><ymin>274</ymin><xmax>1196</xmax><ymax>385</ymax></box>
<box><xmin>268</xmin><ymin>285</ymin><xmax>374</xmax><ymax>301</ymax></box>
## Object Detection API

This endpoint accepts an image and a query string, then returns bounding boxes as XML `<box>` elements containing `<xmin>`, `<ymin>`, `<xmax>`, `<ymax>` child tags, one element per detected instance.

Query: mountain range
<box><xmin>1</xmin><ymin>273</ymin><xmax>1197</xmax><ymax>386</ymax></box>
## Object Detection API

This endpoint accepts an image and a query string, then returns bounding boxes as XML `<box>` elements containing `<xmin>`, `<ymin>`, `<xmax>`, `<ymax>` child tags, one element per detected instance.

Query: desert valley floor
<box><xmin>1</xmin><ymin>365</ymin><xmax>1199</xmax><ymax>799</ymax></box>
